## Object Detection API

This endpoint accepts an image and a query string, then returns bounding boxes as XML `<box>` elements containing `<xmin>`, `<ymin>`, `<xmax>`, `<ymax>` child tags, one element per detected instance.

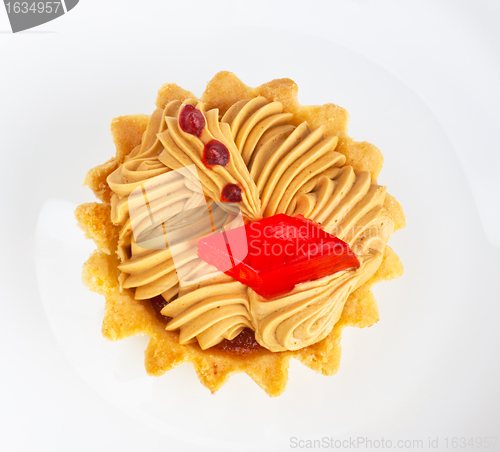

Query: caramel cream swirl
<box><xmin>249</xmin><ymin>163</ymin><xmax>394</xmax><ymax>351</ymax></box>
<box><xmin>108</xmin><ymin>95</ymin><xmax>395</xmax><ymax>352</ymax></box>
<box><xmin>162</xmin><ymin>281</ymin><xmax>252</xmax><ymax>350</ymax></box>
<box><xmin>220</xmin><ymin>96</ymin><xmax>345</xmax><ymax>218</ymax></box>
<box><xmin>107</xmin><ymin>102</ymin><xmax>229</xmax><ymax>300</ymax></box>
<box><xmin>107</xmin><ymin>103</ymin><xmax>180</xmax><ymax>256</ymax></box>
<box><xmin>249</xmin><ymin>204</ymin><xmax>394</xmax><ymax>351</ymax></box>
<box><xmin>162</xmin><ymin>168</ymin><xmax>393</xmax><ymax>351</ymax></box>
<box><xmin>118</xmin><ymin>181</ymin><xmax>241</xmax><ymax>300</ymax></box>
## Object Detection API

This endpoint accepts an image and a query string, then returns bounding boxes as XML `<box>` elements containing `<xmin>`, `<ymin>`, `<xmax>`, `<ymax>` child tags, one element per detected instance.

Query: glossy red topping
<box><xmin>217</xmin><ymin>328</ymin><xmax>262</xmax><ymax>355</ymax></box>
<box><xmin>221</xmin><ymin>183</ymin><xmax>242</xmax><ymax>203</ymax></box>
<box><xmin>198</xmin><ymin>214</ymin><xmax>360</xmax><ymax>299</ymax></box>
<box><xmin>179</xmin><ymin>104</ymin><xmax>205</xmax><ymax>137</ymax></box>
<box><xmin>203</xmin><ymin>140</ymin><xmax>230</xmax><ymax>167</ymax></box>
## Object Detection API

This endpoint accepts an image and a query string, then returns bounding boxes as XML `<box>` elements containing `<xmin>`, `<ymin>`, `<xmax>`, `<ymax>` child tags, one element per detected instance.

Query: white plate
<box><xmin>2</xmin><ymin>2</ymin><xmax>500</xmax><ymax>451</ymax></box>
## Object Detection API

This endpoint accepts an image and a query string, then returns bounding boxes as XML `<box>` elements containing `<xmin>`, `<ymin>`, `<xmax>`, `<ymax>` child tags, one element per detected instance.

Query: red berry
<box><xmin>203</xmin><ymin>140</ymin><xmax>230</xmax><ymax>167</ymax></box>
<box><xmin>179</xmin><ymin>104</ymin><xmax>205</xmax><ymax>137</ymax></box>
<box><xmin>221</xmin><ymin>184</ymin><xmax>242</xmax><ymax>203</ymax></box>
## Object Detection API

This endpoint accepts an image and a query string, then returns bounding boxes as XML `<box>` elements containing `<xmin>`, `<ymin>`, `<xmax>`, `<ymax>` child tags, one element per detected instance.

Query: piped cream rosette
<box><xmin>107</xmin><ymin>96</ymin><xmax>395</xmax><ymax>352</ymax></box>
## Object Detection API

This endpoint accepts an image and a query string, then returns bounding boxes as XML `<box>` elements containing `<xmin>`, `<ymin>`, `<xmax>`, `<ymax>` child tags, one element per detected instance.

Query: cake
<box><xmin>75</xmin><ymin>71</ymin><xmax>405</xmax><ymax>397</ymax></box>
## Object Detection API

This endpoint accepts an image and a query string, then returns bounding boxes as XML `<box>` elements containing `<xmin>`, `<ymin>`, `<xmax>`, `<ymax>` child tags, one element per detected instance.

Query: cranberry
<box><xmin>203</xmin><ymin>140</ymin><xmax>230</xmax><ymax>167</ymax></box>
<box><xmin>179</xmin><ymin>104</ymin><xmax>205</xmax><ymax>137</ymax></box>
<box><xmin>221</xmin><ymin>184</ymin><xmax>242</xmax><ymax>203</ymax></box>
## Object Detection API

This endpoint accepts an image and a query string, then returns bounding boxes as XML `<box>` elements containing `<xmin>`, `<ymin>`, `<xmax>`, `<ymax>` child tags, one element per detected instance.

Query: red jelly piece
<box><xmin>203</xmin><ymin>140</ymin><xmax>230</xmax><ymax>167</ymax></box>
<box><xmin>198</xmin><ymin>214</ymin><xmax>360</xmax><ymax>299</ymax></box>
<box><xmin>179</xmin><ymin>104</ymin><xmax>205</xmax><ymax>137</ymax></box>
<box><xmin>221</xmin><ymin>184</ymin><xmax>242</xmax><ymax>203</ymax></box>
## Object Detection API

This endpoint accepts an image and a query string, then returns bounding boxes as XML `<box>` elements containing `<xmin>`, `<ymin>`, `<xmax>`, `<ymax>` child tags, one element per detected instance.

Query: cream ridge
<box><xmin>106</xmin><ymin>96</ymin><xmax>395</xmax><ymax>352</ymax></box>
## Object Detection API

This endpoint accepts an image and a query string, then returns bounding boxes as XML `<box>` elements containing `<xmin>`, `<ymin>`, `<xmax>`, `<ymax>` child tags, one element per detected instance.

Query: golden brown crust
<box><xmin>383</xmin><ymin>193</ymin><xmax>406</xmax><ymax>231</ymax></box>
<box><xmin>83</xmin><ymin>158</ymin><xmax>119</xmax><ymax>204</ymax></box>
<box><xmin>155</xmin><ymin>83</ymin><xmax>196</xmax><ymax>109</ymax></box>
<box><xmin>76</xmin><ymin>72</ymin><xmax>405</xmax><ymax>397</ymax></box>
<box><xmin>75</xmin><ymin>203</ymin><xmax>118</xmax><ymax>255</ymax></box>
<box><xmin>111</xmin><ymin>114</ymin><xmax>150</xmax><ymax>160</ymax></box>
<box><xmin>82</xmin><ymin>114</ymin><xmax>149</xmax><ymax>203</ymax></box>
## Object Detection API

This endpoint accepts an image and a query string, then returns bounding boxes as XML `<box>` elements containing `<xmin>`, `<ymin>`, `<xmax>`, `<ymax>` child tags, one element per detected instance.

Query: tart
<box><xmin>75</xmin><ymin>71</ymin><xmax>405</xmax><ymax>397</ymax></box>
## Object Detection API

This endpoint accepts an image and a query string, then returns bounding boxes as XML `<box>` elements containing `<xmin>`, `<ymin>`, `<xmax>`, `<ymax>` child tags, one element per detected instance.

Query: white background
<box><xmin>1</xmin><ymin>1</ymin><xmax>500</xmax><ymax>451</ymax></box>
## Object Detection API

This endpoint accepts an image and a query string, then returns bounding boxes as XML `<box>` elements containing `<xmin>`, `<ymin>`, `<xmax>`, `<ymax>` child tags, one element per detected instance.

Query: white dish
<box><xmin>2</xmin><ymin>3</ymin><xmax>500</xmax><ymax>451</ymax></box>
